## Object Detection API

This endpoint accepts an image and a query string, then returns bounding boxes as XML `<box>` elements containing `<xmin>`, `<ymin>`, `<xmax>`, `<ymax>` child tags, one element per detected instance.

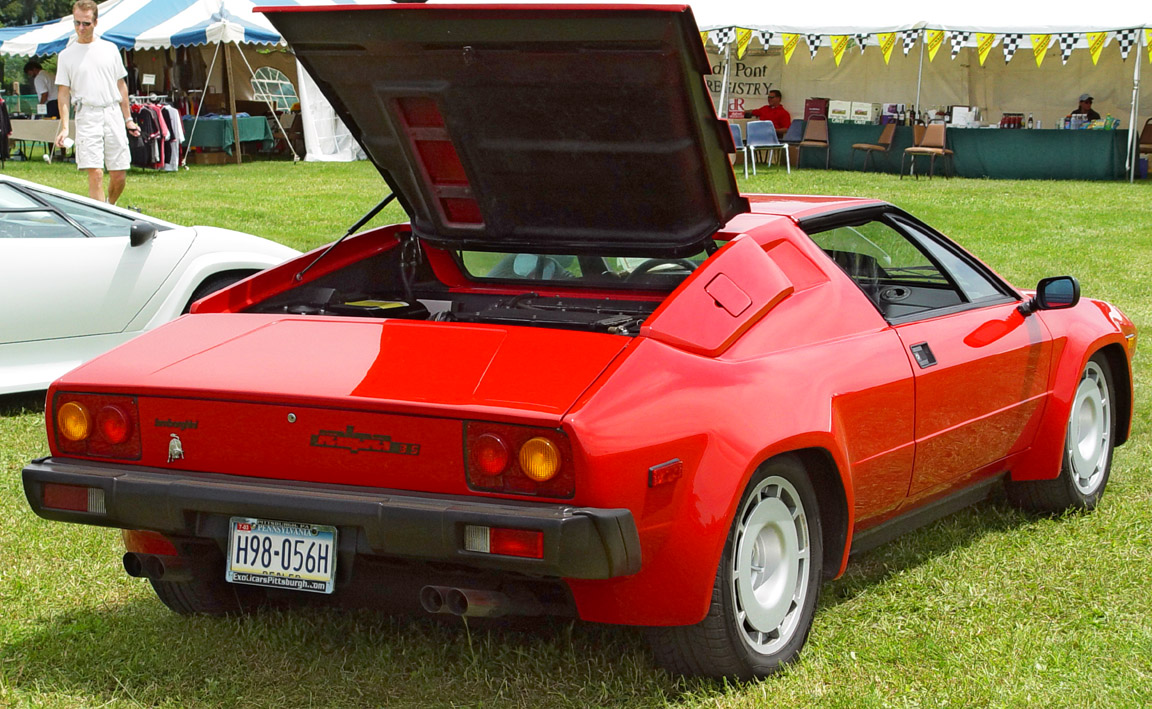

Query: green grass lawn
<box><xmin>2</xmin><ymin>160</ymin><xmax>1150</xmax><ymax>707</ymax></box>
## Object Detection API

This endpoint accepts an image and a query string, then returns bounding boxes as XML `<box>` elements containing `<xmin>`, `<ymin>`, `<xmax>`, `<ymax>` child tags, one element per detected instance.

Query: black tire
<box><xmin>1007</xmin><ymin>352</ymin><xmax>1116</xmax><ymax>513</ymax></box>
<box><xmin>148</xmin><ymin>548</ymin><xmax>260</xmax><ymax>616</ymax></box>
<box><xmin>647</xmin><ymin>454</ymin><xmax>823</xmax><ymax>679</ymax></box>
<box><xmin>181</xmin><ymin>271</ymin><xmax>253</xmax><ymax>314</ymax></box>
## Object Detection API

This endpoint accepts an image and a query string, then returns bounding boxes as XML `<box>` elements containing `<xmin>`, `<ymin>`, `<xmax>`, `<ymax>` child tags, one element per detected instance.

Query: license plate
<box><xmin>226</xmin><ymin>517</ymin><xmax>337</xmax><ymax>594</ymax></box>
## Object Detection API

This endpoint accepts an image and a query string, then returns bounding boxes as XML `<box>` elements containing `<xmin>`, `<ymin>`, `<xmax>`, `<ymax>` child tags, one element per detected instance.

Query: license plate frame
<box><xmin>226</xmin><ymin>517</ymin><xmax>337</xmax><ymax>594</ymax></box>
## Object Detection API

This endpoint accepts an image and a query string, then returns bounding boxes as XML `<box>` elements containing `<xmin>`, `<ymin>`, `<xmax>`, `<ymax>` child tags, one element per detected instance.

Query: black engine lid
<box><xmin>261</xmin><ymin>3</ymin><xmax>748</xmax><ymax>256</ymax></box>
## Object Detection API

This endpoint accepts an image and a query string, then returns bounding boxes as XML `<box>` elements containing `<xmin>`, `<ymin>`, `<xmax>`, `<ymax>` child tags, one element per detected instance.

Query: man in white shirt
<box><xmin>54</xmin><ymin>0</ymin><xmax>142</xmax><ymax>204</ymax></box>
<box><xmin>23</xmin><ymin>60</ymin><xmax>59</xmax><ymax>118</ymax></box>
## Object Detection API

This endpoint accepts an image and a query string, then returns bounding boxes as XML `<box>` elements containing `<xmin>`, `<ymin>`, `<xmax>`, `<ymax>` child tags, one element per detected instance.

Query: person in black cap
<box><xmin>1072</xmin><ymin>94</ymin><xmax>1100</xmax><ymax>121</ymax></box>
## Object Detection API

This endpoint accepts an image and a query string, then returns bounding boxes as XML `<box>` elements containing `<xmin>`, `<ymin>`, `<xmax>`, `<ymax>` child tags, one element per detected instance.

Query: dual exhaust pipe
<box><xmin>125</xmin><ymin>553</ymin><xmax>543</xmax><ymax>620</ymax></box>
<box><xmin>419</xmin><ymin>585</ymin><xmax>542</xmax><ymax>618</ymax></box>
<box><xmin>122</xmin><ymin>552</ymin><xmax>193</xmax><ymax>583</ymax></box>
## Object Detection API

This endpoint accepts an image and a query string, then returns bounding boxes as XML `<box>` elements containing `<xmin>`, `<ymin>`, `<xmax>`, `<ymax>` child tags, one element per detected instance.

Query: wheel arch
<box><xmin>788</xmin><ymin>448</ymin><xmax>850</xmax><ymax>580</ymax></box>
<box><xmin>1097</xmin><ymin>343</ymin><xmax>1132</xmax><ymax>447</ymax></box>
<box><xmin>1010</xmin><ymin>337</ymin><xmax>1133</xmax><ymax>482</ymax></box>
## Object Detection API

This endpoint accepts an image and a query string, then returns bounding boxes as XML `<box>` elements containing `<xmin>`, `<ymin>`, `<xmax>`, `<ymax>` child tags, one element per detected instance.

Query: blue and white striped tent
<box><xmin>0</xmin><ymin>0</ymin><xmax>383</xmax><ymax>57</ymax></box>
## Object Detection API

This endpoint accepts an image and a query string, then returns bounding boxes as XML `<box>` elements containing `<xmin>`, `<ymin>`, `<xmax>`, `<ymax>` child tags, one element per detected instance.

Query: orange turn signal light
<box><xmin>58</xmin><ymin>401</ymin><xmax>92</xmax><ymax>442</ymax></box>
<box><xmin>518</xmin><ymin>437</ymin><xmax>560</xmax><ymax>482</ymax></box>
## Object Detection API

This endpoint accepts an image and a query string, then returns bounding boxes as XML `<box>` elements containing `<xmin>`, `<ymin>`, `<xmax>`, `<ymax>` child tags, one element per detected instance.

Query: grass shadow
<box><xmin>0</xmin><ymin>391</ymin><xmax>46</xmax><ymax>416</ymax></box>
<box><xmin>0</xmin><ymin>488</ymin><xmax>1050</xmax><ymax>706</ymax></box>
<box><xmin>820</xmin><ymin>487</ymin><xmax>1036</xmax><ymax>609</ymax></box>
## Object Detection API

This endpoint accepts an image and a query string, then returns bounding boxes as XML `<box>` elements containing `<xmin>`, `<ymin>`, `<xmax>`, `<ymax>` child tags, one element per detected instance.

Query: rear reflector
<box><xmin>43</xmin><ymin>483</ymin><xmax>106</xmax><ymax>514</ymax></box>
<box><xmin>463</xmin><ymin>525</ymin><xmax>544</xmax><ymax>560</ymax></box>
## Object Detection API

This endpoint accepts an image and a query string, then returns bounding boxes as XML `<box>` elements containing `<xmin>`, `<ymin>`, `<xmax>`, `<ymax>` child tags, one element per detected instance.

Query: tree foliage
<box><xmin>0</xmin><ymin>0</ymin><xmax>75</xmax><ymax>28</ymax></box>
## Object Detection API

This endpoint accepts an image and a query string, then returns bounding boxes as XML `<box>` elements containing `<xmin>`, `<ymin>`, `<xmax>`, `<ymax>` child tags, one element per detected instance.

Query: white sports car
<box><xmin>0</xmin><ymin>175</ymin><xmax>299</xmax><ymax>395</ymax></box>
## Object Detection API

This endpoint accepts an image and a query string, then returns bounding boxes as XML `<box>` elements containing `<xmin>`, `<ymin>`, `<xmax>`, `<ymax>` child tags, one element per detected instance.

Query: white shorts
<box><xmin>75</xmin><ymin>104</ymin><xmax>131</xmax><ymax>172</ymax></box>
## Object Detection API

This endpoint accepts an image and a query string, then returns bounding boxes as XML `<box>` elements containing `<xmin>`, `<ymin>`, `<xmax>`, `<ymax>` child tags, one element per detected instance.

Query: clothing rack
<box><xmin>130</xmin><ymin>93</ymin><xmax>169</xmax><ymax>103</ymax></box>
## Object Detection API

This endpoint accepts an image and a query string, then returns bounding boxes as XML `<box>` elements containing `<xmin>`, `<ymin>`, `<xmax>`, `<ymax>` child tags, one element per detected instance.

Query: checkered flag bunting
<box><xmin>757</xmin><ymin>30</ymin><xmax>773</xmax><ymax>48</ymax></box>
<box><xmin>950</xmin><ymin>31</ymin><xmax>970</xmax><ymax>59</ymax></box>
<box><xmin>901</xmin><ymin>30</ymin><xmax>918</xmax><ymax>56</ymax></box>
<box><xmin>1058</xmin><ymin>33</ymin><xmax>1077</xmax><ymax>64</ymax></box>
<box><xmin>710</xmin><ymin>27</ymin><xmax>735</xmax><ymax>47</ymax></box>
<box><xmin>807</xmin><ymin>34</ymin><xmax>821</xmax><ymax>59</ymax></box>
<box><xmin>855</xmin><ymin>33</ymin><xmax>869</xmax><ymax>54</ymax></box>
<box><xmin>1001</xmin><ymin>33</ymin><xmax>1022</xmax><ymax>63</ymax></box>
<box><xmin>1115</xmin><ymin>28</ymin><xmax>1138</xmax><ymax>60</ymax></box>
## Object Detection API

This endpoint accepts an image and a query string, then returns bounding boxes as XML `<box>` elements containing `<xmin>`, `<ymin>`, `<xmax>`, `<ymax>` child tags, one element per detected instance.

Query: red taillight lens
<box><xmin>53</xmin><ymin>393</ymin><xmax>142</xmax><ymax>460</ymax></box>
<box><xmin>464</xmin><ymin>525</ymin><xmax>544</xmax><ymax>559</ymax></box>
<box><xmin>465</xmin><ymin>422</ymin><xmax>574</xmax><ymax>498</ymax></box>
<box><xmin>472</xmin><ymin>433</ymin><xmax>510</xmax><ymax>475</ymax></box>
<box><xmin>42</xmin><ymin>483</ymin><xmax>105</xmax><ymax>513</ymax></box>
<box><xmin>490</xmin><ymin>527</ymin><xmax>544</xmax><ymax>559</ymax></box>
<box><xmin>97</xmin><ymin>405</ymin><xmax>133</xmax><ymax>444</ymax></box>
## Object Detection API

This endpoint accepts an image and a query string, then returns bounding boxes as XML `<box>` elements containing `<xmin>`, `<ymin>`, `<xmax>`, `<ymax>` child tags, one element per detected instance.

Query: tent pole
<box><xmin>915</xmin><ymin>30</ymin><xmax>925</xmax><ymax>114</ymax></box>
<box><xmin>1129</xmin><ymin>39</ymin><xmax>1141</xmax><ymax>182</ymax></box>
<box><xmin>225</xmin><ymin>41</ymin><xmax>241</xmax><ymax>165</ymax></box>
<box><xmin>718</xmin><ymin>40</ymin><xmax>731</xmax><ymax>118</ymax></box>
<box><xmin>233</xmin><ymin>41</ymin><xmax>301</xmax><ymax>161</ymax></box>
<box><xmin>181</xmin><ymin>42</ymin><xmax>223</xmax><ymax>169</ymax></box>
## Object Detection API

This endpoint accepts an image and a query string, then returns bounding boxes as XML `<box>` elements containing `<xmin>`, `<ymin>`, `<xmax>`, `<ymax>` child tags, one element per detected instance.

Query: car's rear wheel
<box><xmin>647</xmin><ymin>454</ymin><xmax>822</xmax><ymax>679</ymax></box>
<box><xmin>1007</xmin><ymin>353</ymin><xmax>1116</xmax><ymax>512</ymax></box>
<box><xmin>148</xmin><ymin>548</ymin><xmax>260</xmax><ymax>615</ymax></box>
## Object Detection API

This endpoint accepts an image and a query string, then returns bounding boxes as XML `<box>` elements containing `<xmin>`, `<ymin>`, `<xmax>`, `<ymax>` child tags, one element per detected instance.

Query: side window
<box><xmin>895</xmin><ymin>218</ymin><xmax>1004</xmax><ymax>303</ymax></box>
<box><xmin>35</xmin><ymin>193</ymin><xmax>141</xmax><ymax>237</ymax></box>
<box><xmin>0</xmin><ymin>211</ymin><xmax>84</xmax><ymax>239</ymax></box>
<box><xmin>807</xmin><ymin>216</ymin><xmax>1006</xmax><ymax>321</ymax></box>
<box><xmin>0</xmin><ymin>184</ymin><xmax>85</xmax><ymax>239</ymax></box>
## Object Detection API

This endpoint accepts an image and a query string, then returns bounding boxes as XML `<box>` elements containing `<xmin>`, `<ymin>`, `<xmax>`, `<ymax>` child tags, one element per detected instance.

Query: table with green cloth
<box><xmin>181</xmin><ymin>116</ymin><xmax>275</xmax><ymax>155</ymax></box>
<box><xmin>793</xmin><ymin>121</ymin><xmax>1129</xmax><ymax>180</ymax></box>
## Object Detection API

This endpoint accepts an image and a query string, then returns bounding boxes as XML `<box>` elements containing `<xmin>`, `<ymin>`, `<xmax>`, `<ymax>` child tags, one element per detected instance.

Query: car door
<box><xmin>805</xmin><ymin>209</ymin><xmax>1052</xmax><ymax>503</ymax></box>
<box><xmin>0</xmin><ymin>182</ymin><xmax>193</xmax><ymax>344</ymax></box>
<box><xmin>884</xmin><ymin>215</ymin><xmax>1052</xmax><ymax>498</ymax></box>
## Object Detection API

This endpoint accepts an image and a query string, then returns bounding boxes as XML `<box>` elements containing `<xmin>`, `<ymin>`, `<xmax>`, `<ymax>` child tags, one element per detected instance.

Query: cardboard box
<box><xmin>188</xmin><ymin>150</ymin><xmax>229</xmax><ymax>165</ymax></box>
<box><xmin>828</xmin><ymin>100</ymin><xmax>852</xmax><ymax>123</ymax></box>
<box><xmin>804</xmin><ymin>97</ymin><xmax>829</xmax><ymax>120</ymax></box>
<box><xmin>851</xmin><ymin>102</ymin><xmax>881</xmax><ymax>124</ymax></box>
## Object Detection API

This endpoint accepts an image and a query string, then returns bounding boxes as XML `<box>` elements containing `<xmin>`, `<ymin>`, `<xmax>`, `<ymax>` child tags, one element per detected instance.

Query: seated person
<box><xmin>1071</xmin><ymin>93</ymin><xmax>1101</xmax><ymax>121</ymax></box>
<box><xmin>744</xmin><ymin>89</ymin><xmax>791</xmax><ymax>136</ymax></box>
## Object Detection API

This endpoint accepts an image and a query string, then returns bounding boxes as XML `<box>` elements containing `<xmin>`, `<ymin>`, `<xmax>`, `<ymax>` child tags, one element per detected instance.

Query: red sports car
<box><xmin>23</xmin><ymin>5</ymin><xmax>1136</xmax><ymax>679</ymax></box>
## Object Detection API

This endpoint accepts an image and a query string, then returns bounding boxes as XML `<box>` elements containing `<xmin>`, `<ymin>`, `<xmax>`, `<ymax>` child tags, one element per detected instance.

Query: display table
<box><xmin>182</xmin><ymin>116</ymin><xmax>274</xmax><ymax>155</ymax></box>
<box><xmin>793</xmin><ymin>122</ymin><xmax>1129</xmax><ymax>180</ymax></box>
<box><xmin>9</xmin><ymin>119</ymin><xmax>75</xmax><ymax>160</ymax></box>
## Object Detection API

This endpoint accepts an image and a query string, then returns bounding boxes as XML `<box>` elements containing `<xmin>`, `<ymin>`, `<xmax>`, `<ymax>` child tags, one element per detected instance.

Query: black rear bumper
<box><xmin>23</xmin><ymin>457</ymin><xmax>640</xmax><ymax>580</ymax></box>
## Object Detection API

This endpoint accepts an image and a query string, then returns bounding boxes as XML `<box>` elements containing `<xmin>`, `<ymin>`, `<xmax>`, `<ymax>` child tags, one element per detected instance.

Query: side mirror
<box><xmin>129</xmin><ymin>220</ymin><xmax>157</xmax><ymax>247</ymax></box>
<box><xmin>1018</xmin><ymin>276</ymin><xmax>1080</xmax><ymax>315</ymax></box>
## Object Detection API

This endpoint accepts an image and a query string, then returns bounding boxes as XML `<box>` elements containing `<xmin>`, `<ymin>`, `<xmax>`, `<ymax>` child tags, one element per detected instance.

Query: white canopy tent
<box><xmin>0</xmin><ymin>0</ymin><xmax>378</xmax><ymax>162</ymax></box>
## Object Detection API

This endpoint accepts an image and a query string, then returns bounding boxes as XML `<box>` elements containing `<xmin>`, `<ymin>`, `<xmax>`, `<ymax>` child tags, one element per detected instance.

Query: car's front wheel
<box><xmin>1007</xmin><ymin>352</ymin><xmax>1116</xmax><ymax>512</ymax></box>
<box><xmin>647</xmin><ymin>454</ymin><xmax>823</xmax><ymax>679</ymax></box>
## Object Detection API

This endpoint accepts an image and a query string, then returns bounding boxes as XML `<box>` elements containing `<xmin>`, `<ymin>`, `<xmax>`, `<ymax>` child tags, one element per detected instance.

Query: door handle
<box><xmin>910</xmin><ymin>342</ymin><xmax>936</xmax><ymax>368</ymax></box>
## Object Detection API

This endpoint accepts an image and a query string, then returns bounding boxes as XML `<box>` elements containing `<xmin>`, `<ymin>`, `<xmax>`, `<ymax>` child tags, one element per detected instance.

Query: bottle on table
<box><xmin>1027</xmin><ymin>113</ymin><xmax>1033</xmax><ymax>129</ymax></box>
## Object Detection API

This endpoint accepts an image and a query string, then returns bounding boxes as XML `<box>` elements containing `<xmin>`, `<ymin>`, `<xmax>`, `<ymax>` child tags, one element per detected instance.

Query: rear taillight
<box><xmin>465</xmin><ymin>422</ymin><xmax>574</xmax><ymax>498</ymax></box>
<box><xmin>53</xmin><ymin>393</ymin><xmax>142</xmax><ymax>460</ymax></box>
<box><xmin>464</xmin><ymin>525</ymin><xmax>544</xmax><ymax>559</ymax></box>
<box><xmin>42</xmin><ymin>483</ymin><xmax>106</xmax><ymax>513</ymax></box>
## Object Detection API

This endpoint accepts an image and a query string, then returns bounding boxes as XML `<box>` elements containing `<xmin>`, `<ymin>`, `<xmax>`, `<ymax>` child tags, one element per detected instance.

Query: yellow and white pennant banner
<box><xmin>782</xmin><ymin>33</ymin><xmax>800</xmax><ymax>64</ymax></box>
<box><xmin>1087</xmin><ymin>32</ymin><xmax>1106</xmax><ymax>65</ymax></box>
<box><xmin>735</xmin><ymin>28</ymin><xmax>753</xmax><ymax>59</ymax></box>
<box><xmin>1031</xmin><ymin>34</ymin><xmax>1051</xmax><ymax>67</ymax></box>
<box><xmin>831</xmin><ymin>35</ymin><xmax>850</xmax><ymax>66</ymax></box>
<box><xmin>877</xmin><ymin>33</ymin><xmax>896</xmax><ymax>64</ymax></box>
<box><xmin>977</xmin><ymin>33</ymin><xmax>996</xmax><ymax>66</ymax></box>
<box><xmin>926</xmin><ymin>29</ymin><xmax>944</xmax><ymax>62</ymax></box>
